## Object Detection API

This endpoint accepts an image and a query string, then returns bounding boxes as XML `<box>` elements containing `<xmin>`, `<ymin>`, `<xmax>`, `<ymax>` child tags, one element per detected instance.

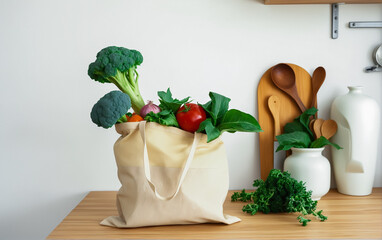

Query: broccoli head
<box><xmin>91</xmin><ymin>90</ymin><xmax>131</xmax><ymax>129</ymax></box>
<box><xmin>88</xmin><ymin>46</ymin><xmax>145</xmax><ymax>113</ymax></box>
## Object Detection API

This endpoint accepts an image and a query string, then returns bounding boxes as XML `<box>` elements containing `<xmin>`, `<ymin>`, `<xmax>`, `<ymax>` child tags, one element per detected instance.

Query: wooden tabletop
<box><xmin>47</xmin><ymin>188</ymin><xmax>382</xmax><ymax>239</ymax></box>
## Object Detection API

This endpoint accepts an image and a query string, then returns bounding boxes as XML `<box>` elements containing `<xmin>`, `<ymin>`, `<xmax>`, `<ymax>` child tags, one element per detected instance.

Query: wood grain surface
<box><xmin>47</xmin><ymin>188</ymin><xmax>382</xmax><ymax>239</ymax></box>
<box><xmin>257</xmin><ymin>63</ymin><xmax>313</xmax><ymax>180</ymax></box>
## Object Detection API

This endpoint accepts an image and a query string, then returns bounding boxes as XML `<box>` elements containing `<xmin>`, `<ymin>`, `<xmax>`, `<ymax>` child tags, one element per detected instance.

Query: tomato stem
<box><xmin>180</xmin><ymin>104</ymin><xmax>191</xmax><ymax>113</ymax></box>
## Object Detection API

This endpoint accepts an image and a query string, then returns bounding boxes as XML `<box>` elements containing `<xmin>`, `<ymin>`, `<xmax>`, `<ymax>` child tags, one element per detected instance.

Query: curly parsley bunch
<box><xmin>231</xmin><ymin>169</ymin><xmax>327</xmax><ymax>226</ymax></box>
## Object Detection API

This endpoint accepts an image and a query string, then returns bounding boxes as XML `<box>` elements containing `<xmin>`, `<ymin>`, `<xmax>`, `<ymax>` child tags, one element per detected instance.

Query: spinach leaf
<box><xmin>276</xmin><ymin>107</ymin><xmax>341</xmax><ymax>151</ymax></box>
<box><xmin>145</xmin><ymin>110</ymin><xmax>179</xmax><ymax>127</ymax></box>
<box><xmin>300</xmin><ymin>107</ymin><xmax>318</xmax><ymax>119</ymax></box>
<box><xmin>310</xmin><ymin>136</ymin><xmax>342</xmax><ymax>149</ymax></box>
<box><xmin>200</xmin><ymin>92</ymin><xmax>230</xmax><ymax>126</ymax></box>
<box><xmin>283</xmin><ymin>119</ymin><xmax>305</xmax><ymax>134</ymax></box>
<box><xmin>218</xmin><ymin>109</ymin><xmax>262</xmax><ymax>133</ymax></box>
<box><xmin>157</xmin><ymin>88</ymin><xmax>190</xmax><ymax>113</ymax></box>
<box><xmin>276</xmin><ymin>131</ymin><xmax>311</xmax><ymax>151</ymax></box>
<box><xmin>199</xmin><ymin>101</ymin><xmax>214</xmax><ymax>123</ymax></box>
<box><xmin>197</xmin><ymin>118</ymin><xmax>221</xmax><ymax>142</ymax></box>
<box><xmin>296</xmin><ymin>107</ymin><xmax>317</xmax><ymax>139</ymax></box>
<box><xmin>276</xmin><ymin>143</ymin><xmax>305</xmax><ymax>152</ymax></box>
<box><xmin>198</xmin><ymin>92</ymin><xmax>262</xmax><ymax>141</ymax></box>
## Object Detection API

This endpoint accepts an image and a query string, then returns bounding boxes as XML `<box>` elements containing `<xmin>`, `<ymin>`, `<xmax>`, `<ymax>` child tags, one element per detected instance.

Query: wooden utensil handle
<box><xmin>294</xmin><ymin>95</ymin><xmax>307</xmax><ymax>112</ymax></box>
<box><xmin>274</xmin><ymin>117</ymin><xmax>281</xmax><ymax>138</ymax></box>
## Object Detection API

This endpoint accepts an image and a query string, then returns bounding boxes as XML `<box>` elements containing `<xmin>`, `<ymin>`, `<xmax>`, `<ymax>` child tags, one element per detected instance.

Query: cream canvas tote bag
<box><xmin>101</xmin><ymin>121</ymin><xmax>240</xmax><ymax>228</ymax></box>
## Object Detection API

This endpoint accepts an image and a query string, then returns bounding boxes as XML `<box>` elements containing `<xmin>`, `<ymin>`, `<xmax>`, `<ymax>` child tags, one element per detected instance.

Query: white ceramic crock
<box><xmin>283</xmin><ymin>147</ymin><xmax>330</xmax><ymax>200</ymax></box>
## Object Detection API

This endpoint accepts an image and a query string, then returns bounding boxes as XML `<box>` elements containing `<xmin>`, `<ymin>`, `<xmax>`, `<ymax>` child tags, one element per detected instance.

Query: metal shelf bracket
<box><xmin>332</xmin><ymin>4</ymin><xmax>382</xmax><ymax>39</ymax></box>
<box><xmin>349</xmin><ymin>21</ymin><xmax>382</xmax><ymax>28</ymax></box>
<box><xmin>331</xmin><ymin>4</ymin><xmax>339</xmax><ymax>39</ymax></box>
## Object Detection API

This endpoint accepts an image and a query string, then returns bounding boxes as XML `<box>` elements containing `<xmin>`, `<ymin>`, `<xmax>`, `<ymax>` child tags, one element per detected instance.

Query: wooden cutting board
<box><xmin>257</xmin><ymin>63</ymin><xmax>314</xmax><ymax>180</ymax></box>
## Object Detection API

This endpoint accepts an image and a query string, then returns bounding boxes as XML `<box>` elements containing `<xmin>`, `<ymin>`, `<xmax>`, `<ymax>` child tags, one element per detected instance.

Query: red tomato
<box><xmin>176</xmin><ymin>103</ymin><xmax>207</xmax><ymax>132</ymax></box>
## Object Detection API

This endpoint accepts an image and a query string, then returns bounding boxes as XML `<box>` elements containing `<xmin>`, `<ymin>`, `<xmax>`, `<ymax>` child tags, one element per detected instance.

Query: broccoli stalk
<box><xmin>107</xmin><ymin>66</ymin><xmax>144</xmax><ymax>113</ymax></box>
<box><xmin>88</xmin><ymin>46</ymin><xmax>145</xmax><ymax>113</ymax></box>
<box><xmin>116</xmin><ymin>114</ymin><xmax>128</xmax><ymax>123</ymax></box>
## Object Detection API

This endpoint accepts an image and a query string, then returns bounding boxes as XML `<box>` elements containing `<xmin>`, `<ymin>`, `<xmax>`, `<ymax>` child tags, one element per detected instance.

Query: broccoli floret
<box><xmin>88</xmin><ymin>46</ymin><xmax>145</xmax><ymax>113</ymax></box>
<box><xmin>90</xmin><ymin>90</ymin><xmax>131</xmax><ymax>129</ymax></box>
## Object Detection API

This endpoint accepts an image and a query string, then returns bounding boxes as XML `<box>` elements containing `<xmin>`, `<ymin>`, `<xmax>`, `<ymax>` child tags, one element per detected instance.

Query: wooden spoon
<box><xmin>268</xmin><ymin>96</ymin><xmax>281</xmax><ymax>139</ymax></box>
<box><xmin>313</xmin><ymin>118</ymin><xmax>324</xmax><ymax>139</ymax></box>
<box><xmin>321</xmin><ymin>119</ymin><xmax>338</xmax><ymax>140</ymax></box>
<box><xmin>310</xmin><ymin>67</ymin><xmax>326</xmax><ymax>117</ymax></box>
<box><xmin>309</xmin><ymin>119</ymin><xmax>316</xmax><ymax>133</ymax></box>
<box><xmin>271</xmin><ymin>63</ymin><xmax>306</xmax><ymax>113</ymax></box>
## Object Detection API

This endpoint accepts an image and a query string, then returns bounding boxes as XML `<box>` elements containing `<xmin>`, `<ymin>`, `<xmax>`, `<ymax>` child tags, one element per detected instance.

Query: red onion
<box><xmin>140</xmin><ymin>101</ymin><xmax>161</xmax><ymax>118</ymax></box>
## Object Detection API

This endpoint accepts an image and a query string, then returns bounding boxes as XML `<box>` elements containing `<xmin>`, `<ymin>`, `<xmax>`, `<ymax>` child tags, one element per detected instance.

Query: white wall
<box><xmin>0</xmin><ymin>0</ymin><xmax>381</xmax><ymax>239</ymax></box>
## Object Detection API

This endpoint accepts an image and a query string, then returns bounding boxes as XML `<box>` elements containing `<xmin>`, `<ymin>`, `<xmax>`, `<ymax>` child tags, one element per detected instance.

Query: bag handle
<box><xmin>139</xmin><ymin>121</ymin><xmax>201</xmax><ymax>201</ymax></box>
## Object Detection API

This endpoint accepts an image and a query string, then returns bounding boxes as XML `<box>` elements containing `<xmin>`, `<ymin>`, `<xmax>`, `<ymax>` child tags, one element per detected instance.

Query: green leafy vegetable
<box><xmin>310</xmin><ymin>136</ymin><xmax>342</xmax><ymax>149</ymax></box>
<box><xmin>158</xmin><ymin>88</ymin><xmax>190</xmax><ymax>113</ymax></box>
<box><xmin>276</xmin><ymin>107</ymin><xmax>341</xmax><ymax>151</ymax></box>
<box><xmin>295</xmin><ymin>107</ymin><xmax>318</xmax><ymax>140</ymax></box>
<box><xmin>144</xmin><ymin>88</ymin><xmax>189</xmax><ymax>127</ymax></box>
<box><xmin>200</xmin><ymin>92</ymin><xmax>230</xmax><ymax>126</ymax></box>
<box><xmin>298</xmin><ymin>107</ymin><xmax>318</xmax><ymax>138</ymax></box>
<box><xmin>231</xmin><ymin>189</ymin><xmax>253</xmax><ymax>202</ymax></box>
<box><xmin>283</xmin><ymin>108</ymin><xmax>317</xmax><ymax>139</ymax></box>
<box><xmin>197</xmin><ymin>119</ymin><xmax>221</xmax><ymax>142</ymax></box>
<box><xmin>231</xmin><ymin>169</ymin><xmax>327</xmax><ymax>226</ymax></box>
<box><xmin>219</xmin><ymin>109</ymin><xmax>263</xmax><ymax>133</ymax></box>
<box><xmin>145</xmin><ymin>89</ymin><xmax>262</xmax><ymax>142</ymax></box>
<box><xmin>145</xmin><ymin>110</ymin><xmax>179</xmax><ymax>127</ymax></box>
<box><xmin>198</xmin><ymin>92</ymin><xmax>262</xmax><ymax>142</ymax></box>
<box><xmin>283</xmin><ymin>119</ymin><xmax>305</xmax><ymax>134</ymax></box>
<box><xmin>276</xmin><ymin>131</ymin><xmax>311</xmax><ymax>151</ymax></box>
<box><xmin>297</xmin><ymin>216</ymin><xmax>311</xmax><ymax>226</ymax></box>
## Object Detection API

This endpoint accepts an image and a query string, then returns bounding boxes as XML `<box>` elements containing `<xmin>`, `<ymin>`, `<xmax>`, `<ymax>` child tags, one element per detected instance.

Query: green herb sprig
<box><xmin>231</xmin><ymin>169</ymin><xmax>327</xmax><ymax>226</ymax></box>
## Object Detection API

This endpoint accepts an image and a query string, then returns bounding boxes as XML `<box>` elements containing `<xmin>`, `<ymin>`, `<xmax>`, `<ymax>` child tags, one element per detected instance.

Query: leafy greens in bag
<box><xmin>145</xmin><ymin>89</ymin><xmax>190</xmax><ymax>128</ymax></box>
<box><xmin>145</xmin><ymin>89</ymin><xmax>262</xmax><ymax>142</ymax></box>
<box><xmin>198</xmin><ymin>92</ymin><xmax>262</xmax><ymax>142</ymax></box>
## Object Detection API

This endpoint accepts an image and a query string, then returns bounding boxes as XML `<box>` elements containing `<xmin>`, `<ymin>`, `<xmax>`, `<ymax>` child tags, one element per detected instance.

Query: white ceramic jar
<box><xmin>283</xmin><ymin>147</ymin><xmax>330</xmax><ymax>200</ymax></box>
<box><xmin>330</xmin><ymin>86</ymin><xmax>380</xmax><ymax>196</ymax></box>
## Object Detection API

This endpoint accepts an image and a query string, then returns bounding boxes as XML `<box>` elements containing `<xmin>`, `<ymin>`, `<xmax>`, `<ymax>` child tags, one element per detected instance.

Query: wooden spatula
<box><xmin>310</xmin><ymin>67</ymin><xmax>326</xmax><ymax>118</ymax></box>
<box><xmin>313</xmin><ymin>118</ymin><xmax>324</xmax><ymax>139</ymax></box>
<box><xmin>321</xmin><ymin>119</ymin><xmax>338</xmax><ymax>140</ymax></box>
<box><xmin>268</xmin><ymin>96</ymin><xmax>281</xmax><ymax>139</ymax></box>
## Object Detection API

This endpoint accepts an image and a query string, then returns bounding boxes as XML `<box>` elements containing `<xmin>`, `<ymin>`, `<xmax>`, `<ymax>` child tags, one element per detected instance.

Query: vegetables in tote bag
<box><xmin>100</xmin><ymin>122</ymin><xmax>241</xmax><ymax>228</ymax></box>
<box><xmin>86</xmin><ymin>46</ymin><xmax>263</xmax><ymax>228</ymax></box>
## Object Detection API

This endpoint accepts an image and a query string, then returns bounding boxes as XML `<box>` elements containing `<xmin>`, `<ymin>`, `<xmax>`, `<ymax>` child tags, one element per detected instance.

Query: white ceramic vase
<box><xmin>330</xmin><ymin>86</ymin><xmax>380</xmax><ymax>196</ymax></box>
<box><xmin>283</xmin><ymin>147</ymin><xmax>330</xmax><ymax>200</ymax></box>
